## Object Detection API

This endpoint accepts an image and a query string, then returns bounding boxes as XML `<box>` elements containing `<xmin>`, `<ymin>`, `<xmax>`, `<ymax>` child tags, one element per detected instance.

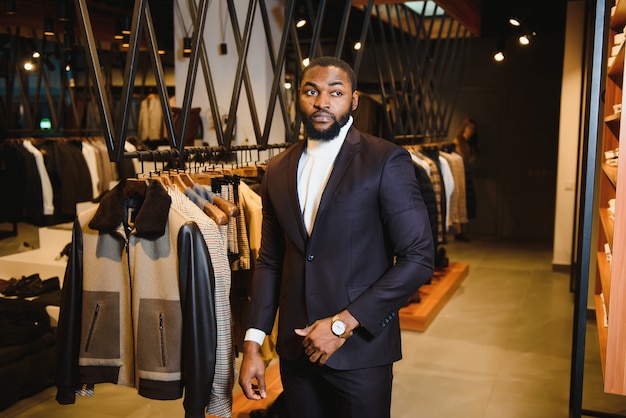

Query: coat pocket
<box><xmin>80</xmin><ymin>291</ymin><xmax>121</xmax><ymax>359</ymax></box>
<box><xmin>137</xmin><ymin>299</ymin><xmax>182</xmax><ymax>374</ymax></box>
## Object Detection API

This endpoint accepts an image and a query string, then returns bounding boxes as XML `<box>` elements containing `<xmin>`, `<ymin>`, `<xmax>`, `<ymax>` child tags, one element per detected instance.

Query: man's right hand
<box><xmin>238</xmin><ymin>340</ymin><xmax>267</xmax><ymax>400</ymax></box>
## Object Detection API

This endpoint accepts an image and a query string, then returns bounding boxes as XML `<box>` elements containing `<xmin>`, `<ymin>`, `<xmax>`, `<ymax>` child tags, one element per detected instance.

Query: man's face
<box><xmin>299</xmin><ymin>65</ymin><xmax>358</xmax><ymax>140</ymax></box>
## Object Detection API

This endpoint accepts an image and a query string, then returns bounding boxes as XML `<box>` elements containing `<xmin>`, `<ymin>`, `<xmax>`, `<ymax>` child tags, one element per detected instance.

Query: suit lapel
<box><xmin>286</xmin><ymin>140</ymin><xmax>309</xmax><ymax>243</ymax></box>
<box><xmin>314</xmin><ymin>128</ymin><xmax>360</xmax><ymax>225</ymax></box>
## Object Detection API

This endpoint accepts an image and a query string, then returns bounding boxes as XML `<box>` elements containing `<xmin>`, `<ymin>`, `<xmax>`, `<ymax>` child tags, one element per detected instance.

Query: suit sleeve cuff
<box><xmin>244</xmin><ymin>328</ymin><xmax>266</xmax><ymax>346</ymax></box>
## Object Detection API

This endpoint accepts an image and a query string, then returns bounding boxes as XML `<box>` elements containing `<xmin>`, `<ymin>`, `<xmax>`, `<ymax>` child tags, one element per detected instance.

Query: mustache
<box><xmin>311</xmin><ymin>110</ymin><xmax>335</xmax><ymax>119</ymax></box>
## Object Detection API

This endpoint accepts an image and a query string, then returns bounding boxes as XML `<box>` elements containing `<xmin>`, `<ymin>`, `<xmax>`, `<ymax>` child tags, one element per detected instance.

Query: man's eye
<box><xmin>305</xmin><ymin>90</ymin><xmax>318</xmax><ymax>96</ymax></box>
<box><xmin>331</xmin><ymin>91</ymin><xmax>343</xmax><ymax>97</ymax></box>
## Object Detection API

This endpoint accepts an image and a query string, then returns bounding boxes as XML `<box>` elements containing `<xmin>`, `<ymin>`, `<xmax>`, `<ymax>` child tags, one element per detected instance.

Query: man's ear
<box><xmin>352</xmin><ymin>91</ymin><xmax>359</xmax><ymax>111</ymax></box>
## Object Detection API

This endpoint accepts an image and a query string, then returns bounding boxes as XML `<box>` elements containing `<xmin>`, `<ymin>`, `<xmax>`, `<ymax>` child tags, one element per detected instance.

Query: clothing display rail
<box><xmin>122</xmin><ymin>143</ymin><xmax>290</xmax><ymax>173</ymax></box>
<box><xmin>396</xmin><ymin>141</ymin><xmax>470</xmax><ymax>331</ymax></box>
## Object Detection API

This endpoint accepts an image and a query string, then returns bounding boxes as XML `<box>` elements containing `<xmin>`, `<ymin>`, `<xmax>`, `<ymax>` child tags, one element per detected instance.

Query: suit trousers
<box><xmin>279</xmin><ymin>354</ymin><xmax>393</xmax><ymax>418</ymax></box>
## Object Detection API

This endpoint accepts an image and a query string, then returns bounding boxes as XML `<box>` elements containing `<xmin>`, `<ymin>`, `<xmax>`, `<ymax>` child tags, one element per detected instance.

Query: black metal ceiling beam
<box><xmin>176</xmin><ymin>0</ymin><xmax>210</xmax><ymax>153</ymax></box>
<box><xmin>223</xmin><ymin>0</ymin><xmax>260</xmax><ymax>151</ymax></box>
<box><xmin>186</xmin><ymin>0</ymin><xmax>226</xmax><ymax>148</ymax></box>
<box><xmin>74</xmin><ymin>0</ymin><xmax>118</xmax><ymax>159</ymax></box>
<box><xmin>259</xmin><ymin>0</ymin><xmax>296</xmax><ymax>146</ymax></box>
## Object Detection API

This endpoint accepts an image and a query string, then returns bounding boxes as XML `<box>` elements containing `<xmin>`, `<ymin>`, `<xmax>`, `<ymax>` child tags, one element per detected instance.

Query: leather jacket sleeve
<box><xmin>55</xmin><ymin>219</ymin><xmax>83</xmax><ymax>405</ymax></box>
<box><xmin>178</xmin><ymin>222</ymin><xmax>218</xmax><ymax>418</ymax></box>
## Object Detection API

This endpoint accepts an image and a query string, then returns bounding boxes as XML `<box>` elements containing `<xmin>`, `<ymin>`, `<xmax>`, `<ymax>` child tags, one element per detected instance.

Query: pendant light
<box><xmin>5</xmin><ymin>0</ymin><xmax>16</xmax><ymax>14</ymax></box>
<box><xmin>183</xmin><ymin>37</ymin><xmax>192</xmax><ymax>57</ymax></box>
<box><xmin>44</xmin><ymin>17</ymin><xmax>55</xmax><ymax>36</ymax></box>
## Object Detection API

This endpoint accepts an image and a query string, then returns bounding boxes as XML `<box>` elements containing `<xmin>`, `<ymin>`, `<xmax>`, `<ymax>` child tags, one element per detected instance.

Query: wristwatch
<box><xmin>331</xmin><ymin>314</ymin><xmax>353</xmax><ymax>339</ymax></box>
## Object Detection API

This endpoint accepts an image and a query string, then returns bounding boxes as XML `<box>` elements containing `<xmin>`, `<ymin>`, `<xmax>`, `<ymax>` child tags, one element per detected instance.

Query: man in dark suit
<box><xmin>238</xmin><ymin>56</ymin><xmax>434</xmax><ymax>418</ymax></box>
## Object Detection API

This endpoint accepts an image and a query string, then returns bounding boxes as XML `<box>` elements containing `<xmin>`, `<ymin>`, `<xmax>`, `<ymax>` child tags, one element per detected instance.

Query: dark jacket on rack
<box><xmin>414</xmin><ymin>164</ymin><xmax>439</xmax><ymax>248</ymax></box>
<box><xmin>0</xmin><ymin>142</ymin><xmax>44</xmax><ymax>225</ymax></box>
<box><xmin>52</xmin><ymin>142</ymin><xmax>94</xmax><ymax>217</ymax></box>
<box><xmin>55</xmin><ymin>180</ymin><xmax>217</xmax><ymax>418</ymax></box>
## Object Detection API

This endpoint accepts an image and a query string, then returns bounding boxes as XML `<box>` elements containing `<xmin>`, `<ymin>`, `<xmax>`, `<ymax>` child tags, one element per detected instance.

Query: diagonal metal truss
<box><xmin>74</xmin><ymin>0</ymin><xmax>181</xmax><ymax>162</ymax></box>
<box><xmin>366</xmin><ymin>2</ymin><xmax>471</xmax><ymax>143</ymax></box>
<box><xmin>2</xmin><ymin>0</ymin><xmax>471</xmax><ymax>162</ymax></box>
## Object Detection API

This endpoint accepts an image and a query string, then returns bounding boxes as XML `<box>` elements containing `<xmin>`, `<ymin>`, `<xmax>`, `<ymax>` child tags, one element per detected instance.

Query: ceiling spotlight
<box><xmin>24</xmin><ymin>61</ymin><xmax>34</xmax><ymax>71</ymax></box>
<box><xmin>509</xmin><ymin>17</ymin><xmax>521</xmax><ymax>27</ymax></box>
<box><xmin>44</xmin><ymin>17</ymin><xmax>55</xmax><ymax>36</ymax></box>
<box><xmin>494</xmin><ymin>38</ymin><xmax>506</xmax><ymax>62</ymax></box>
<box><xmin>518</xmin><ymin>34</ymin><xmax>530</xmax><ymax>46</ymax></box>
<box><xmin>353</xmin><ymin>41</ymin><xmax>362</xmax><ymax>51</ymax></box>
<box><xmin>302</xmin><ymin>57</ymin><xmax>310</xmax><ymax>67</ymax></box>
<box><xmin>183</xmin><ymin>37</ymin><xmax>192</xmax><ymax>57</ymax></box>
<box><xmin>122</xmin><ymin>34</ymin><xmax>130</xmax><ymax>48</ymax></box>
<box><xmin>32</xmin><ymin>51</ymin><xmax>41</xmax><ymax>58</ymax></box>
<box><xmin>295</xmin><ymin>7</ymin><xmax>307</xmax><ymax>28</ymax></box>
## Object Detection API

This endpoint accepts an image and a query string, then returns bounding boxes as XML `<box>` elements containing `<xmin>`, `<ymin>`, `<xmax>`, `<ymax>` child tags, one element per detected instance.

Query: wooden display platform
<box><xmin>399</xmin><ymin>261</ymin><xmax>469</xmax><ymax>332</ymax></box>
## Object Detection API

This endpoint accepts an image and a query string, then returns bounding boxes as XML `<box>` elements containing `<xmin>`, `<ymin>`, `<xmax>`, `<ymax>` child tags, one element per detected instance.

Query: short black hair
<box><xmin>300</xmin><ymin>56</ymin><xmax>357</xmax><ymax>93</ymax></box>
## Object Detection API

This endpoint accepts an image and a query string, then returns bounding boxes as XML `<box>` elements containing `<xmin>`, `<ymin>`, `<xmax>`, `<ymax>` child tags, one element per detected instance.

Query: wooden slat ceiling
<box><xmin>0</xmin><ymin>0</ymin><xmax>171</xmax><ymax>50</ymax></box>
<box><xmin>0</xmin><ymin>0</ymin><xmax>482</xmax><ymax>43</ymax></box>
<box><xmin>351</xmin><ymin>0</ymin><xmax>482</xmax><ymax>37</ymax></box>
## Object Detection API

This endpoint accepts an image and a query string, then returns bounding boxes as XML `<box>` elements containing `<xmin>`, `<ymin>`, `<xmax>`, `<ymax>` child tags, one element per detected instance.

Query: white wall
<box><xmin>174</xmin><ymin>0</ymin><xmax>285</xmax><ymax>149</ymax></box>
<box><xmin>552</xmin><ymin>0</ymin><xmax>585</xmax><ymax>268</ymax></box>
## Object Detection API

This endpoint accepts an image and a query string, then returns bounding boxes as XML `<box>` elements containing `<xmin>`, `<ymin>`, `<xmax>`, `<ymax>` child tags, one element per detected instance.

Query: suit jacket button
<box><xmin>307</xmin><ymin>255</ymin><xmax>315</xmax><ymax>261</ymax></box>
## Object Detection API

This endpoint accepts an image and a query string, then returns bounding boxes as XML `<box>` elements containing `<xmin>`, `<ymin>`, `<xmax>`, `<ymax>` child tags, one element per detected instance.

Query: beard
<box><xmin>303</xmin><ymin>109</ymin><xmax>351</xmax><ymax>141</ymax></box>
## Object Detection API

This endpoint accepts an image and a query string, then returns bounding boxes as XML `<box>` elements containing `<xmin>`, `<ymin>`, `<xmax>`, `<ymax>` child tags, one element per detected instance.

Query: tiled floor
<box><xmin>1</xmin><ymin>225</ymin><xmax>626</xmax><ymax>417</ymax></box>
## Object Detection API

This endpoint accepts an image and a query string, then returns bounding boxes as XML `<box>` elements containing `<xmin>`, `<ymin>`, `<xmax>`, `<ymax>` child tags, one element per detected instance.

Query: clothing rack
<box><xmin>2</xmin><ymin>135</ymin><xmax>107</xmax><ymax>144</ymax></box>
<box><xmin>403</xmin><ymin>141</ymin><xmax>456</xmax><ymax>152</ymax></box>
<box><xmin>394</xmin><ymin>134</ymin><xmax>449</xmax><ymax>146</ymax></box>
<box><xmin>398</xmin><ymin>137</ymin><xmax>471</xmax><ymax>332</ymax></box>
<box><xmin>0</xmin><ymin>136</ymin><xmax>118</xmax><ymax>227</ymax></box>
<box><xmin>122</xmin><ymin>143</ymin><xmax>290</xmax><ymax>170</ymax></box>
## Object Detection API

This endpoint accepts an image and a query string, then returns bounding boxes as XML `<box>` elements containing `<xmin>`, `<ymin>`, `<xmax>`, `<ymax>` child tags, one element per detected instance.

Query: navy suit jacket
<box><xmin>248</xmin><ymin>127</ymin><xmax>435</xmax><ymax>370</ymax></box>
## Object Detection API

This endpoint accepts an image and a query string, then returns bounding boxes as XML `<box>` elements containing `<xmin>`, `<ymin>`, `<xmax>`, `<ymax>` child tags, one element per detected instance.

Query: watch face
<box><xmin>332</xmin><ymin>319</ymin><xmax>346</xmax><ymax>336</ymax></box>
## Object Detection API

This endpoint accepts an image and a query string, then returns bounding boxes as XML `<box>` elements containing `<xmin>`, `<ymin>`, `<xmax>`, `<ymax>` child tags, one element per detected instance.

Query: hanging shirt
<box><xmin>138</xmin><ymin>94</ymin><xmax>164</xmax><ymax>141</ymax></box>
<box><xmin>297</xmin><ymin>117</ymin><xmax>353</xmax><ymax>235</ymax></box>
<box><xmin>22</xmin><ymin>140</ymin><xmax>54</xmax><ymax>215</ymax></box>
<box><xmin>438</xmin><ymin>155</ymin><xmax>454</xmax><ymax>232</ymax></box>
<box><xmin>81</xmin><ymin>141</ymin><xmax>101</xmax><ymax>199</ymax></box>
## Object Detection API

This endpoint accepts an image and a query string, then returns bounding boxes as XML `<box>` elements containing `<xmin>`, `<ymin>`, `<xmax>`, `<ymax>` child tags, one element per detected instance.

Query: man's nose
<box><xmin>314</xmin><ymin>93</ymin><xmax>330</xmax><ymax>109</ymax></box>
